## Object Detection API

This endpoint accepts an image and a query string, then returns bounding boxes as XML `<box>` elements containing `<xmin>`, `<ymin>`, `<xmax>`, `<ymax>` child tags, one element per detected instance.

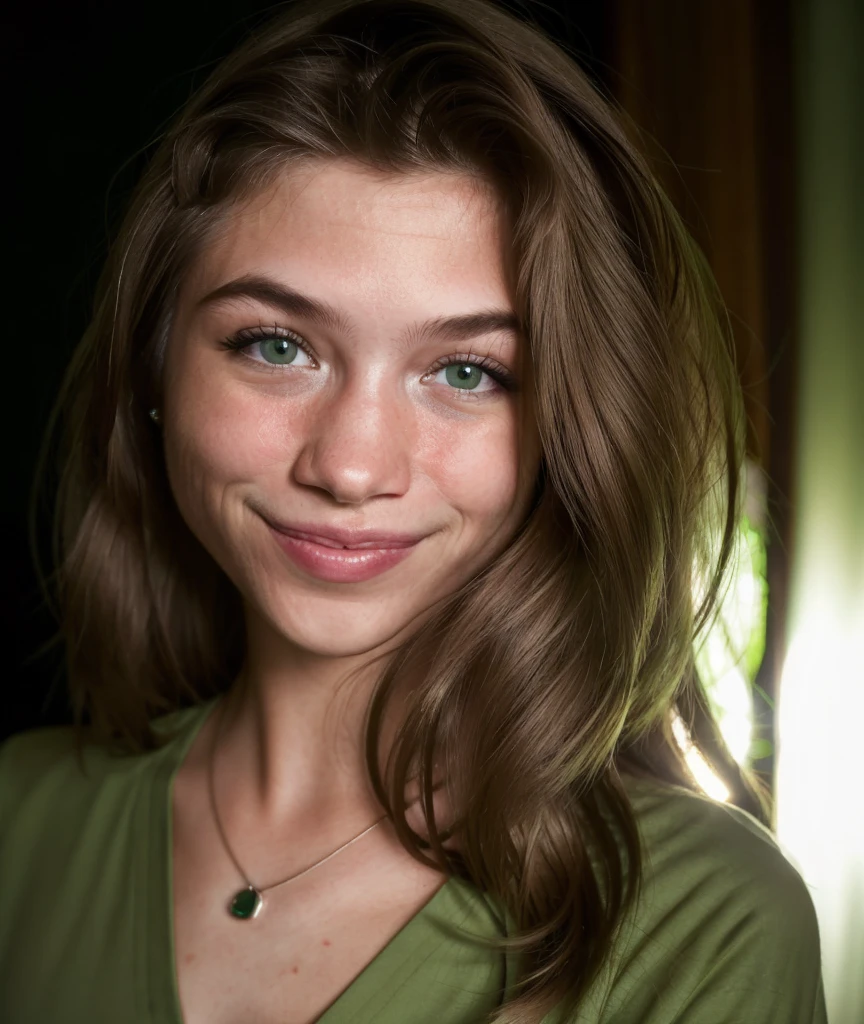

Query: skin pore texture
<box><xmin>161</xmin><ymin>158</ymin><xmax>541</xmax><ymax>1023</ymax></box>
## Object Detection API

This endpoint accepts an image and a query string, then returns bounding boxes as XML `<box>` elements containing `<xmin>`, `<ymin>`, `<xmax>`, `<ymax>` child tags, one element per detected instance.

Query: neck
<box><xmin>209</xmin><ymin>624</ymin><xmax>409</xmax><ymax>844</ymax></box>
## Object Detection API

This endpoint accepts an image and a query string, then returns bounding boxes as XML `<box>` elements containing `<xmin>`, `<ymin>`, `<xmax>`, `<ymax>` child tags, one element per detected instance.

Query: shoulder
<box><xmin>622</xmin><ymin>774</ymin><xmax>820</xmax><ymax>931</ymax></box>
<box><xmin>623</xmin><ymin>772</ymin><xmax>804</xmax><ymax>889</ymax></box>
<box><xmin>572</xmin><ymin>775</ymin><xmax>828</xmax><ymax>1023</ymax></box>
<box><xmin>0</xmin><ymin>722</ymin><xmax>83</xmax><ymax>823</ymax></box>
<box><xmin>0</xmin><ymin>702</ymin><xmax>211</xmax><ymax>826</ymax></box>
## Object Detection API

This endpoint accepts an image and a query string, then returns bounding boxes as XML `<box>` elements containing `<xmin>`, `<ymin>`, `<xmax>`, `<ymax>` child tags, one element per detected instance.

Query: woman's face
<box><xmin>163</xmin><ymin>158</ymin><xmax>540</xmax><ymax>657</ymax></box>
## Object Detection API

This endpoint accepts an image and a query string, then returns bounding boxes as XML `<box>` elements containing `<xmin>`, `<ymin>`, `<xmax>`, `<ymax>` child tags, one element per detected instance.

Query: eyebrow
<box><xmin>195</xmin><ymin>274</ymin><xmax>520</xmax><ymax>349</ymax></box>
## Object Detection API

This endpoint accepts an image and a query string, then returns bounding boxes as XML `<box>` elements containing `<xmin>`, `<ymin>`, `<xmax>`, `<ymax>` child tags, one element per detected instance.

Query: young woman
<box><xmin>0</xmin><ymin>0</ymin><xmax>827</xmax><ymax>1022</ymax></box>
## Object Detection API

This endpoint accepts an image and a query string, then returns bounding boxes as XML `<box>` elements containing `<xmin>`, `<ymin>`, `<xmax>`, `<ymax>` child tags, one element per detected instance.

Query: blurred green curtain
<box><xmin>774</xmin><ymin>2</ymin><xmax>864</xmax><ymax>1023</ymax></box>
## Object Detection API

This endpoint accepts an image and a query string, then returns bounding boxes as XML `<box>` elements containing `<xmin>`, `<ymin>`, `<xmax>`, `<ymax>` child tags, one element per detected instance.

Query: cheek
<box><xmin>419</xmin><ymin>409</ymin><xmax>523</xmax><ymax>524</ymax></box>
<box><xmin>165</xmin><ymin>355</ymin><xmax>299</xmax><ymax>488</ymax></box>
<box><xmin>161</xmin><ymin>379</ymin><xmax>293</xmax><ymax>555</ymax></box>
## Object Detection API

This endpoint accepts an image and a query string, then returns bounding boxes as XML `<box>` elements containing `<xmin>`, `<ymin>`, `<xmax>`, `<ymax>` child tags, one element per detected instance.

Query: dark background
<box><xmin>2</xmin><ymin>0</ymin><xmax>794</xmax><ymax>780</ymax></box>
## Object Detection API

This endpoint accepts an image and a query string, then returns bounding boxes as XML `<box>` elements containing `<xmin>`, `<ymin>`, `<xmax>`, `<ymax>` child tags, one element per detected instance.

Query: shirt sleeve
<box><xmin>664</xmin><ymin>863</ymin><xmax>828</xmax><ymax>1023</ymax></box>
<box><xmin>557</xmin><ymin>783</ymin><xmax>830</xmax><ymax>1024</ymax></box>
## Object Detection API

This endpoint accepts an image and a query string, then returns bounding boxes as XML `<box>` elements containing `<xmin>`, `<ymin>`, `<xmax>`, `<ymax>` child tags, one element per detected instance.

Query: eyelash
<box><xmin>217</xmin><ymin>323</ymin><xmax>518</xmax><ymax>397</ymax></box>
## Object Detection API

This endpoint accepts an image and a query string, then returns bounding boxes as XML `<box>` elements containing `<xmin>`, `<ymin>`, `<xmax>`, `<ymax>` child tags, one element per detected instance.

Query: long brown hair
<box><xmin>29</xmin><ymin>0</ymin><xmax>770</xmax><ymax>1019</ymax></box>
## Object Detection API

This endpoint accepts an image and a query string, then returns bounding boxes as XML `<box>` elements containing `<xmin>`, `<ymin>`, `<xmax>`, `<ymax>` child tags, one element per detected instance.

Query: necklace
<box><xmin>207</xmin><ymin>696</ymin><xmax>389</xmax><ymax>920</ymax></box>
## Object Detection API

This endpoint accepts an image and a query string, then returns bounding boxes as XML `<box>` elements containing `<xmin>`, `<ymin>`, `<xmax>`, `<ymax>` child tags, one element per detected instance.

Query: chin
<box><xmin>253</xmin><ymin>590</ymin><xmax>426</xmax><ymax>660</ymax></box>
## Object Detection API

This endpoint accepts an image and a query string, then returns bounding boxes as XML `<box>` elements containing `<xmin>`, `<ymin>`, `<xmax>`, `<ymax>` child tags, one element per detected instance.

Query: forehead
<box><xmin>236</xmin><ymin>158</ymin><xmax>503</xmax><ymax>239</ymax></box>
<box><xmin>182</xmin><ymin>159</ymin><xmax>513</xmax><ymax>308</ymax></box>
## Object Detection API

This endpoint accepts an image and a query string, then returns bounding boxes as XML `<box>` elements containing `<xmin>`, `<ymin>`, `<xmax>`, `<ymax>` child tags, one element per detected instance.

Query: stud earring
<box><xmin>149</xmin><ymin>407</ymin><xmax>162</xmax><ymax>424</ymax></box>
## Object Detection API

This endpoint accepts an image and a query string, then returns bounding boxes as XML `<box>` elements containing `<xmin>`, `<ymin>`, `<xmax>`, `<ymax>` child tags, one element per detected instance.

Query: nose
<box><xmin>291</xmin><ymin>376</ymin><xmax>414</xmax><ymax>505</ymax></box>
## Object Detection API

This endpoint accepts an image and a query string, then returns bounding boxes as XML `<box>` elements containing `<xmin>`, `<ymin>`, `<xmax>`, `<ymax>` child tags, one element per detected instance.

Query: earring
<box><xmin>149</xmin><ymin>407</ymin><xmax>162</xmax><ymax>424</ymax></box>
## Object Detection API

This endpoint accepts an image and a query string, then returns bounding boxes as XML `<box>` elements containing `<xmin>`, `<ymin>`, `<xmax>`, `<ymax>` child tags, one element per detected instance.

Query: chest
<box><xmin>171</xmin><ymin>790</ymin><xmax>447</xmax><ymax>1024</ymax></box>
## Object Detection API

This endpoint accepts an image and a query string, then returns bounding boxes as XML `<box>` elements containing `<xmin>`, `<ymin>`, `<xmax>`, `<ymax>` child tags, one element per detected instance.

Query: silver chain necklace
<box><xmin>207</xmin><ymin>696</ymin><xmax>389</xmax><ymax>920</ymax></box>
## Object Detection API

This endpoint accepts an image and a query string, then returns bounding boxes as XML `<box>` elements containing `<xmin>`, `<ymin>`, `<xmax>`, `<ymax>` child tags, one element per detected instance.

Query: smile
<box><xmin>266</xmin><ymin>524</ymin><xmax>421</xmax><ymax>582</ymax></box>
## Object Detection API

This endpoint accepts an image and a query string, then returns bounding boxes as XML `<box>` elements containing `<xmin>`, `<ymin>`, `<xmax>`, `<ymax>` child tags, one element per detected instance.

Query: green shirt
<box><xmin>0</xmin><ymin>698</ymin><xmax>828</xmax><ymax>1023</ymax></box>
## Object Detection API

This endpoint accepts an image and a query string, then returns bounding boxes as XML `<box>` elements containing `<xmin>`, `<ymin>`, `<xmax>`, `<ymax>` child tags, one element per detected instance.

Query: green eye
<box><xmin>259</xmin><ymin>337</ymin><xmax>299</xmax><ymax>365</ymax></box>
<box><xmin>444</xmin><ymin>363</ymin><xmax>484</xmax><ymax>390</ymax></box>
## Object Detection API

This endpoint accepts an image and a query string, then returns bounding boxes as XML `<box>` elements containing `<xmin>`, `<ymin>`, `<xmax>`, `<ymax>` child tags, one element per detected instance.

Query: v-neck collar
<box><xmin>144</xmin><ymin>697</ymin><xmax>490</xmax><ymax>1024</ymax></box>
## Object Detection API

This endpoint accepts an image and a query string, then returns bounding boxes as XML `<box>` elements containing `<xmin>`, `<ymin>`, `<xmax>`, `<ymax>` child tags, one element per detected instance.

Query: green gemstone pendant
<box><xmin>229</xmin><ymin>886</ymin><xmax>263</xmax><ymax>920</ymax></box>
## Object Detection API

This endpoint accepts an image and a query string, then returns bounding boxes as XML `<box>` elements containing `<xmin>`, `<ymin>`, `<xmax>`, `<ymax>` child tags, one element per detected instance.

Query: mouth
<box><xmin>264</xmin><ymin>519</ymin><xmax>424</xmax><ymax>583</ymax></box>
<box><xmin>274</xmin><ymin>526</ymin><xmax>415</xmax><ymax>550</ymax></box>
<box><xmin>261</xmin><ymin>515</ymin><xmax>427</xmax><ymax>551</ymax></box>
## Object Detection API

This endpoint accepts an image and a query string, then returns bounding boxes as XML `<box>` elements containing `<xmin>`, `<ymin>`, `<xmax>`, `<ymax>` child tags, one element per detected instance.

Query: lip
<box><xmin>261</xmin><ymin>517</ymin><xmax>427</xmax><ymax>583</ymax></box>
<box><xmin>262</xmin><ymin>517</ymin><xmax>427</xmax><ymax>550</ymax></box>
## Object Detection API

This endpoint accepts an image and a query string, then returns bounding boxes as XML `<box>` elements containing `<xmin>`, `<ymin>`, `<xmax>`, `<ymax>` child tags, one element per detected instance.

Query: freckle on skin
<box><xmin>322</xmin><ymin>938</ymin><xmax>331</xmax><ymax>947</ymax></box>
<box><xmin>184</xmin><ymin>952</ymin><xmax>196</xmax><ymax>964</ymax></box>
<box><xmin>291</xmin><ymin>965</ymin><xmax>299</xmax><ymax>974</ymax></box>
